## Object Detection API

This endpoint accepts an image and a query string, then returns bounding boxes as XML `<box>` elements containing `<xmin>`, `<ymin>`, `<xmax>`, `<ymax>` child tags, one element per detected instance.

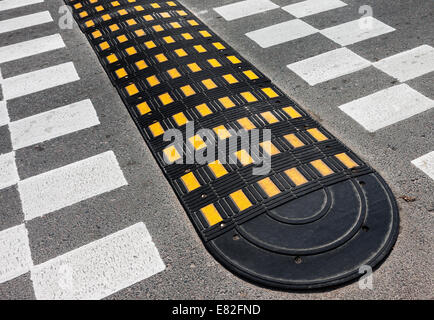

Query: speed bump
<box><xmin>65</xmin><ymin>0</ymin><xmax>399</xmax><ymax>290</ymax></box>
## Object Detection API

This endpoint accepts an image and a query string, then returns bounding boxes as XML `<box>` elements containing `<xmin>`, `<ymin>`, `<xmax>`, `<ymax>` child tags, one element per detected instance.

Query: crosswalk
<box><xmin>213</xmin><ymin>0</ymin><xmax>434</xmax><ymax>182</ymax></box>
<box><xmin>0</xmin><ymin>1</ymin><xmax>165</xmax><ymax>299</ymax></box>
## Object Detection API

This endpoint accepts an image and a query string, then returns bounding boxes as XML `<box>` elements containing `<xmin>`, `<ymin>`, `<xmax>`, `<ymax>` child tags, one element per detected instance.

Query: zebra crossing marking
<box><xmin>0</xmin><ymin>11</ymin><xmax>53</xmax><ymax>35</ymax></box>
<box><xmin>9</xmin><ymin>99</ymin><xmax>100</xmax><ymax>150</ymax></box>
<box><xmin>320</xmin><ymin>17</ymin><xmax>395</xmax><ymax>46</ymax></box>
<box><xmin>0</xmin><ymin>101</ymin><xmax>9</xmax><ymax>126</ymax></box>
<box><xmin>287</xmin><ymin>47</ymin><xmax>371</xmax><ymax>85</ymax></box>
<box><xmin>282</xmin><ymin>0</ymin><xmax>347</xmax><ymax>18</ymax></box>
<box><xmin>213</xmin><ymin>0</ymin><xmax>279</xmax><ymax>21</ymax></box>
<box><xmin>0</xmin><ymin>224</ymin><xmax>33</xmax><ymax>284</ymax></box>
<box><xmin>1</xmin><ymin>62</ymin><xmax>80</xmax><ymax>100</ymax></box>
<box><xmin>373</xmin><ymin>45</ymin><xmax>434</xmax><ymax>82</ymax></box>
<box><xmin>31</xmin><ymin>222</ymin><xmax>165</xmax><ymax>300</ymax></box>
<box><xmin>245</xmin><ymin>19</ymin><xmax>318</xmax><ymax>48</ymax></box>
<box><xmin>18</xmin><ymin>151</ymin><xmax>128</xmax><ymax>220</ymax></box>
<box><xmin>0</xmin><ymin>152</ymin><xmax>19</xmax><ymax>190</ymax></box>
<box><xmin>411</xmin><ymin>151</ymin><xmax>434</xmax><ymax>181</ymax></box>
<box><xmin>338</xmin><ymin>84</ymin><xmax>434</xmax><ymax>132</ymax></box>
<box><xmin>0</xmin><ymin>0</ymin><xmax>44</xmax><ymax>12</ymax></box>
<box><xmin>0</xmin><ymin>34</ymin><xmax>66</xmax><ymax>64</ymax></box>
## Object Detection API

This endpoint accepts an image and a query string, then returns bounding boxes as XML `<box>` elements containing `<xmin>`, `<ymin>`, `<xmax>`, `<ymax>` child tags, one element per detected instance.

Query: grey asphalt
<box><xmin>0</xmin><ymin>0</ymin><xmax>432</xmax><ymax>299</ymax></box>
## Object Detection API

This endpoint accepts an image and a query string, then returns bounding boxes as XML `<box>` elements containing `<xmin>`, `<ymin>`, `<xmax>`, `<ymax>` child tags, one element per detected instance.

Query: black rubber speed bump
<box><xmin>65</xmin><ymin>0</ymin><xmax>399</xmax><ymax>290</ymax></box>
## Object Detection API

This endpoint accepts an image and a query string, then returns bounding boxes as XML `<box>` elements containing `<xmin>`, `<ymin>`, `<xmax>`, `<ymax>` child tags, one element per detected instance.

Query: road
<box><xmin>0</xmin><ymin>0</ymin><xmax>432</xmax><ymax>299</ymax></box>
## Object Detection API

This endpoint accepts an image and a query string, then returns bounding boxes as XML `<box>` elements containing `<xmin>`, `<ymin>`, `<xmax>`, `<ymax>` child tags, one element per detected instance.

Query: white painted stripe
<box><xmin>339</xmin><ymin>84</ymin><xmax>434</xmax><ymax>132</ymax></box>
<box><xmin>246</xmin><ymin>19</ymin><xmax>318</xmax><ymax>48</ymax></box>
<box><xmin>373</xmin><ymin>45</ymin><xmax>434</xmax><ymax>82</ymax></box>
<box><xmin>320</xmin><ymin>17</ymin><xmax>395</xmax><ymax>46</ymax></box>
<box><xmin>287</xmin><ymin>47</ymin><xmax>371</xmax><ymax>86</ymax></box>
<box><xmin>0</xmin><ymin>152</ymin><xmax>19</xmax><ymax>190</ymax></box>
<box><xmin>31</xmin><ymin>222</ymin><xmax>165</xmax><ymax>300</ymax></box>
<box><xmin>2</xmin><ymin>62</ymin><xmax>80</xmax><ymax>100</ymax></box>
<box><xmin>10</xmin><ymin>99</ymin><xmax>100</xmax><ymax>150</ymax></box>
<box><xmin>0</xmin><ymin>100</ymin><xmax>9</xmax><ymax>126</ymax></box>
<box><xmin>411</xmin><ymin>151</ymin><xmax>434</xmax><ymax>180</ymax></box>
<box><xmin>0</xmin><ymin>11</ymin><xmax>53</xmax><ymax>35</ymax></box>
<box><xmin>213</xmin><ymin>0</ymin><xmax>279</xmax><ymax>21</ymax></box>
<box><xmin>0</xmin><ymin>224</ymin><xmax>33</xmax><ymax>284</ymax></box>
<box><xmin>282</xmin><ymin>0</ymin><xmax>347</xmax><ymax>18</ymax></box>
<box><xmin>0</xmin><ymin>34</ymin><xmax>66</xmax><ymax>64</ymax></box>
<box><xmin>0</xmin><ymin>0</ymin><xmax>44</xmax><ymax>12</ymax></box>
<box><xmin>18</xmin><ymin>151</ymin><xmax>128</xmax><ymax>220</ymax></box>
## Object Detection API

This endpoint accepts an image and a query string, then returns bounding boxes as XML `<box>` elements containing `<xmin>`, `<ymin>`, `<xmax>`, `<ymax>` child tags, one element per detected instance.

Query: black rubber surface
<box><xmin>65</xmin><ymin>0</ymin><xmax>399</xmax><ymax>290</ymax></box>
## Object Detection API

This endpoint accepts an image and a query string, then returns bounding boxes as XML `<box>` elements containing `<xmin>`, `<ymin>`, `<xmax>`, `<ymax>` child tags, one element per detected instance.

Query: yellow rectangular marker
<box><xmin>262</xmin><ymin>87</ymin><xmax>279</xmax><ymax>98</ymax></box>
<box><xmin>135</xmin><ymin>60</ymin><xmax>148</xmax><ymax>70</ymax></box>
<box><xmin>227</xmin><ymin>55</ymin><xmax>241</xmax><ymax>64</ymax></box>
<box><xmin>230</xmin><ymin>190</ymin><xmax>252</xmax><ymax>212</ymax></box>
<box><xmin>180</xmin><ymin>85</ymin><xmax>196</xmax><ymax>97</ymax></box>
<box><xmin>163</xmin><ymin>145</ymin><xmax>181</xmax><ymax>163</ymax></box>
<box><xmin>117</xmin><ymin>35</ymin><xmax>128</xmax><ymax>43</ymax></box>
<box><xmin>135</xmin><ymin>29</ymin><xmax>146</xmax><ymax>37</ymax></box>
<box><xmin>260</xmin><ymin>141</ymin><xmax>280</xmax><ymax>156</ymax></box>
<box><xmin>284</xmin><ymin>134</ymin><xmax>304</xmax><ymax>148</ymax></box>
<box><xmin>213</xmin><ymin>125</ymin><xmax>232</xmax><ymax>140</ymax></box>
<box><xmin>167</xmin><ymin>68</ymin><xmax>181</xmax><ymax>79</ymax></box>
<box><xmin>115</xmin><ymin>68</ymin><xmax>127</xmax><ymax>79</ymax></box>
<box><xmin>148</xmin><ymin>122</ymin><xmax>164</xmax><ymax>137</ymax></box>
<box><xmin>125</xmin><ymin>84</ymin><xmax>139</xmax><ymax>96</ymax></box>
<box><xmin>335</xmin><ymin>153</ymin><xmax>358</xmax><ymax>169</ymax></box>
<box><xmin>235</xmin><ymin>149</ymin><xmax>254</xmax><ymax>166</ymax></box>
<box><xmin>125</xmin><ymin>46</ymin><xmax>137</xmax><ymax>56</ymax></box>
<box><xmin>189</xmin><ymin>135</ymin><xmax>206</xmax><ymax>150</ymax></box>
<box><xmin>240</xmin><ymin>91</ymin><xmax>258</xmax><ymax>103</ymax></box>
<box><xmin>261</xmin><ymin>111</ymin><xmax>279</xmax><ymax>124</ymax></box>
<box><xmin>153</xmin><ymin>25</ymin><xmax>164</xmax><ymax>32</ymax></box>
<box><xmin>218</xmin><ymin>97</ymin><xmax>235</xmax><ymax>109</ymax></box>
<box><xmin>196</xmin><ymin>104</ymin><xmax>213</xmax><ymax>117</ymax></box>
<box><xmin>208</xmin><ymin>160</ymin><xmax>228</xmax><ymax>178</ymax></box>
<box><xmin>199</xmin><ymin>30</ymin><xmax>212</xmax><ymax>37</ymax></box>
<box><xmin>311</xmin><ymin>159</ymin><xmax>334</xmax><ymax>176</ymax></box>
<box><xmin>187</xmin><ymin>63</ymin><xmax>201</xmax><ymax>72</ymax></box>
<box><xmin>175</xmin><ymin>48</ymin><xmax>188</xmax><ymax>57</ymax></box>
<box><xmin>155</xmin><ymin>53</ymin><xmax>168</xmax><ymax>63</ymax></box>
<box><xmin>163</xmin><ymin>36</ymin><xmax>175</xmax><ymax>44</ymax></box>
<box><xmin>144</xmin><ymin>41</ymin><xmax>156</xmax><ymax>49</ymax></box>
<box><xmin>244</xmin><ymin>70</ymin><xmax>259</xmax><ymax>80</ymax></box>
<box><xmin>237</xmin><ymin>118</ymin><xmax>256</xmax><ymax>130</ymax></box>
<box><xmin>307</xmin><ymin>128</ymin><xmax>328</xmax><ymax>142</ymax></box>
<box><xmin>159</xmin><ymin>93</ymin><xmax>174</xmax><ymax>105</ymax></box>
<box><xmin>181</xmin><ymin>172</ymin><xmax>200</xmax><ymax>192</ymax></box>
<box><xmin>146</xmin><ymin>75</ymin><xmax>160</xmax><ymax>87</ymax></box>
<box><xmin>106</xmin><ymin>54</ymin><xmax>118</xmax><ymax>64</ymax></box>
<box><xmin>202</xmin><ymin>79</ymin><xmax>217</xmax><ymax>90</ymax></box>
<box><xmin>282</xmin><ymin>106</ymin><xmax>302</xmax><ymax>118</ymax></box>
<box><xmin>173</xmin><ymin>112</ymin><xmax>189</xmax><ymax>126</ymax></box>
<box><xmin>137</xmin><ymin>102</ymin><xmax>151</xmax><ymax>115</ymax></box>
<box><xmin>182</xmin><ymin>33</ymin><xmax>193</xmax><ymax>40</ymax></box>
<box><xmin>207</xmin><ymin>59</ymin><xmax>221</xmax><ymax>68</ymax></box>
<box><xmin>285</xmin><ymin>168</ymin><xmax>308</xmax><ymax>186</ymax></box>
<box><xmin>213</xmin><ymin>42</ymin><xmax>226</xmax><ymax>50</ymax></box>
<box><xmin>222</xmin><ymin>74</ymin><xmax>238</xmax><ymax>84</ymax></box>
<box><xmin>200</xmin><ymin>204</ymin><xmax>223</xmax><ymax>226</ymax></box>
<box><xmin>258</xmin><ymin>178</ymin><xmax>280</xmax><ymax>198</ymax></box>
<box><xmin>194</xmin><ymin>45</ymin><xmax>207</xmax><ymax>53</ymax></box>
<box><xmin>109</xmin><ymin>24</ymin><xmax>119</xmax><ymax>32</ymax></box>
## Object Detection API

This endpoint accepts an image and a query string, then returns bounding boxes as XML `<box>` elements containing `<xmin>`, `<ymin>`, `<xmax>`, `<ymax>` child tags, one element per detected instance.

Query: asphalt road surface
<box><xmin>0</xmin><ymin>0</ymin><xmax>432</xmax><ymax>299</ymax></box>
